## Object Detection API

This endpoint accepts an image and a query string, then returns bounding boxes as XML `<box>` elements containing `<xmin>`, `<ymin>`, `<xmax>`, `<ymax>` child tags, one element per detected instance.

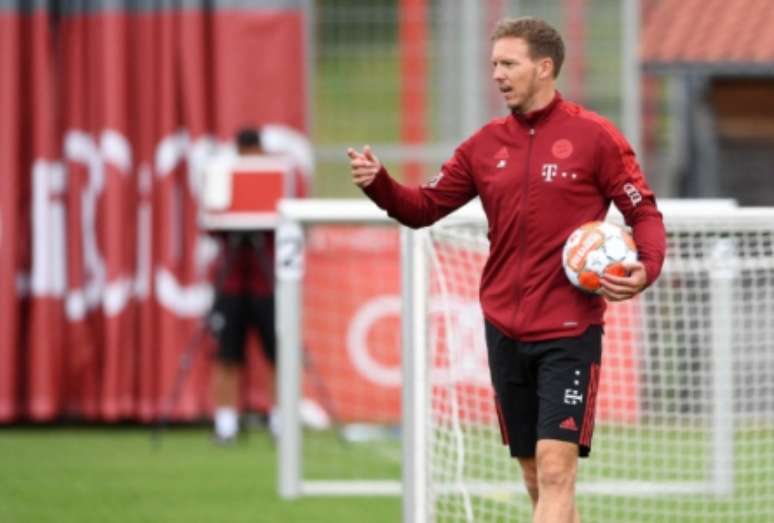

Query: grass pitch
<box><xmin>0</xmin><ymin>426</ymin><xmax>400</xmax><ymax>523</ymax></box>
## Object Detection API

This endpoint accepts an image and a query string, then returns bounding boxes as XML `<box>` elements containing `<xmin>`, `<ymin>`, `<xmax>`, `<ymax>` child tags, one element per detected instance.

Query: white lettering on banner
<box><xmin>101</xmin><ymin>130</ymin><xmax>133</xmax><ymax>317</ymax></box>
<box><xmin>262</xmin><ymin>124</ymin><xmax>315</xmax><ymax>179</ymax></box>
<box><xmin>31</xmin><ymin>160</ymin><xmax>67</xmax><ymax>297</ymax></box>
<box><xmin>28</xmin><ymin>127</ymin><xmax>308</xmax><ymax>319</ymax></box>
<box><xmin>346</xmin><ymin>294</ymin><xmax>489</xmax><ymax>388</ymax></box>
<box><xmin>308</xmin><ymin>227</ymin><xmax>396</xmax><ymax>253</ymax></box>
<box><xmin>346</xmin><ymin>295</ymin><xmax>402</xmax><ymax>387</ymax></box>
<box><xmin>154</xmin><ymin>131</ymin><xmax>218</xmax><ymax>317</ymax></box>
<box><xmin>155</xmin><ymin>268</ymin><xmax>213</xmax><ymax>317</ymax></box>
<box><xmin>63</xmin><ymin>130</ymin><xmax>107</xmax><ymax>320</ymax></box>
<box><xmin>64</xmin><ymin>129</ymin><xmax>135</xmax><ymax>319</ymax></box>
<box><xmin>29</xmin><ymin>129</ymin><xmax>218</xmax><ymax>319</ymax></box>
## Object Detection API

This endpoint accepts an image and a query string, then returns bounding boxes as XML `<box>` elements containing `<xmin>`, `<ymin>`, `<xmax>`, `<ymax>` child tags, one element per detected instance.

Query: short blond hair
<box><xmin>491</xmin><ymin>17</ymin><xmax>565</xmax><ymax>78</ymax></box>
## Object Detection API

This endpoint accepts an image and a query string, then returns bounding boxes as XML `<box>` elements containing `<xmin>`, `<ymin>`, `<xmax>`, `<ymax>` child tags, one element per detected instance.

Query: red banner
<box><xmin>0</xmin><ymin>3</ymin><xmax>306</xmax><ymax>422</ymax></box>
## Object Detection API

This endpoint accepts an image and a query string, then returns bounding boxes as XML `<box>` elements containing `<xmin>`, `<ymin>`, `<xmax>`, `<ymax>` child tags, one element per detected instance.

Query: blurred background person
<box><xmin>205</xmin><ymin>126</ymin><xmax>327</xmax><ymax>443</ymax></box>
<box><xmin>208</xmin><ymin>128</ymin><xmax>280</xmax><ymax>443</ymax></box>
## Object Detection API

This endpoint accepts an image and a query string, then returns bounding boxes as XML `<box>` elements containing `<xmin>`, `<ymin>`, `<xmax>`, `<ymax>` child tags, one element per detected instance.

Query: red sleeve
<box><xmin>362</xmin><ymin>144</ymin><xmax>478</xmax><ymax>228</ymax></box>
<box><xmin>595</xmin><ymin>123</ymin><xmax>666</xmax><ymax>286</ymax></box>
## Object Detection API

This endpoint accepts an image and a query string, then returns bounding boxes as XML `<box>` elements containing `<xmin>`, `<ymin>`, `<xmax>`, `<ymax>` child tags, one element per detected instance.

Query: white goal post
<box><xmin>276</xmin><ymin>199</ymin><xmax>407</xmax><ymax>499</ymax></box>
<box><xmin>277</xmin><ymin>198</ymin><xmax>774</xmax><ymax>523</ymax></box>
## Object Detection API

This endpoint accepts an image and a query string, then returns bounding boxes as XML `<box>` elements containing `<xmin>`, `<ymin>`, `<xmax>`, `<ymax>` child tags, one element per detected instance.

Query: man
<box><xmin>209</xmin><ymin>128</ymin><xmax>280</xmax><ymax>443</ymax></box>
<box><xmin>347</xmin><ymin>17</ymin><xmax>666</xmax><ymax>523</ymax></box>
<box><xmin>208</xmin><ymin>127</ymin><xmax>328</xmax><ymax>443</ymax></box>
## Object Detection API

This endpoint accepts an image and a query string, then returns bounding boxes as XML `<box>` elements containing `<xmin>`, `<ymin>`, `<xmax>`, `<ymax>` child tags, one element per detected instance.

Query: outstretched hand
<box><xmin>600</xmin><ymin>261</ymin><xmax>647</xmax><ymax>302</ymax></box>
<box><xmin>347</xmin><ymin>145</ymin><xmax>382</xmax><ymax>188</ymax></box>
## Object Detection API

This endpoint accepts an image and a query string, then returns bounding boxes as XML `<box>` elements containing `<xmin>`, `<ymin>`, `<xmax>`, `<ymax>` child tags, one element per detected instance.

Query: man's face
<box><xmin>491</xmin><ymin>37</ymin><xmax>546</xmax><ymax>113</ymax></box>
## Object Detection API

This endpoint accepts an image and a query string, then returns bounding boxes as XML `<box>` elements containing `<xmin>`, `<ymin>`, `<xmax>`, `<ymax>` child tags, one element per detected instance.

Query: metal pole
<box><xmin>277</xmin><ymin>219</ymin><xmax>305</xmax><ymax>498</ymax></box>
<box><xmin>460</xmin><ymin>0</ymin><xmax>485</xmax><ymax>136</ymax></box>
<box><xmin>399</xmin><ymin>0</ymin><xmax>428</xmax><ymax>185</ymax></box>
<box><xmin>709</xmin><ymin>239</ymin><xmax>736</xmax><ymax>496</ymax></box>
<box><xmin>621</xmin><ymin>0</ymin><xmax>642</xmax><ymax>156</ymax></box>
<box><xmin>401</xmin><ymin>227</ymin><xmax>429</xmax><ymax>523</ymax></box>
<box><xmin>302</xmin><ymin>0</ymin><xmax>315</xmax><ymax>136</ymax></box>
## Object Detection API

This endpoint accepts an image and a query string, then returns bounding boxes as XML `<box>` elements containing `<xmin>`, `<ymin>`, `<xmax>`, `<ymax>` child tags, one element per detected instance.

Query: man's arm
<box><xmin>347</xmin><ymin>144</ymin><xmax>477</xmax><ymax>228</ymax></box>
<box><xmin>594</xmin><ymin>125</ymin><xmax>667</xmax><ymax>302</ymax></box>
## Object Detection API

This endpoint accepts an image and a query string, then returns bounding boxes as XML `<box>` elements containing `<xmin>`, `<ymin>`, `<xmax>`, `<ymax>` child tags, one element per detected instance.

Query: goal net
<box><xmin>413</xmin><ymin>204</ymin><xmax>774</xmax><ymax>523</ymax></box>
<box><xmin>276</xmin><ymin>199</ymin><xmax>774</xmax><ymax>523</ymax></box>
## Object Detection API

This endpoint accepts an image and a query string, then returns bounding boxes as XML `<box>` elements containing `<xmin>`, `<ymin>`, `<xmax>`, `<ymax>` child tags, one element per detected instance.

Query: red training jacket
<box><xmin>363</xmin><ymin>93</ymin><xmax>666</xmax><ymax>341</ymax></box>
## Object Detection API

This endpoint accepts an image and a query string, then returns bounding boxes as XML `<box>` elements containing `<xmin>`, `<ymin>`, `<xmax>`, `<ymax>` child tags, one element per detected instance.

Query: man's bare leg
<box><xmin>213</xmin><ymin>361</ymin><xmax>240</xmax><ymax>440</ymax></box>
<box><xmin>517</xmin><ymin>457</ymin><xmax>539</xmax><ymax>509</ymax></box>
<box><xmin>532</xmin><ymin>439</ymin><xmax>581</xmax><ymax>523</ymax></box>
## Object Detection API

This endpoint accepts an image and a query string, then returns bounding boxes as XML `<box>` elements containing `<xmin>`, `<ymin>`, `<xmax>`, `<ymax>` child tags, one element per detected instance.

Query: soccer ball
<box><xmin>562</xmin><ymin>221</ymin><xmax>637</xmax><ymax>294</ymax></box>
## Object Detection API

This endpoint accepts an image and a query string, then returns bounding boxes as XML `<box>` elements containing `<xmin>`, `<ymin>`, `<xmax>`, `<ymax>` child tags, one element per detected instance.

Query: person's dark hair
<box><xmin>235</xmin><ymin>127</ymin><xmax>262</xmax><ymax>150</ymax></box>
<box><xmin>490</xmin><ymin>17</ymin><xmax>565</xmax><ymax>78</ymax></box>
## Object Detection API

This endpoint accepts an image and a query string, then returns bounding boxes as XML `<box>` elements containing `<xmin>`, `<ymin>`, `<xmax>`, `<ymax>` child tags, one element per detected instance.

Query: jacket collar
<box><xmin>511</xmin><ymin>91</ymin><xmax>562</xmax><ymax>127</ymax></box>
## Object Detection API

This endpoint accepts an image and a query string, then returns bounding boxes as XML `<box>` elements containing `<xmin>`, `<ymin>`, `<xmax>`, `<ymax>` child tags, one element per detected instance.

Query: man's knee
<box><xmin>536</xmin><ymin>440</ymin><xmax>577</xmax><ymax>491</ymax></box>
<box><xmin>518</xmin><ymin>457</ymin><xmax>538</xmax><ymax>488</ymax></box>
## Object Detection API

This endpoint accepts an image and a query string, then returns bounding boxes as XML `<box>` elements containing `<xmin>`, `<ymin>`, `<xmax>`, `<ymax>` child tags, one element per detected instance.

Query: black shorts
<box><xmin>209</xmin><ymin>292</ymin><xmax>276</xmax><ymax>365</ymax></box>
<box><xmin>485</xmin><ymin>321</ymin><xmax>602</xmax><ymax>458</ymax></box>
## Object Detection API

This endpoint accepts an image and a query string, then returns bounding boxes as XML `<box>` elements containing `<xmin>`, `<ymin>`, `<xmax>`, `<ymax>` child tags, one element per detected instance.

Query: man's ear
<box><xmin>538</xmin><ymin>57</ymin><xmax>554</xmax><ymax>80</ymax></box>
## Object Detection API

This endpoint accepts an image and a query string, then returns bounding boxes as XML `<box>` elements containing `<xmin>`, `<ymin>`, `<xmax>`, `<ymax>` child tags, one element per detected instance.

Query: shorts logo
<box><xmin>552</xmin><ymin>139</ymin><xmax>573</xmax><ymax>159</ymax></box>
<box><xmin>560</xmin><ymin>417</ymin><xmax>578</xmax><ymax>431</ymax></box>
<box><xmin>564</xmin><ymin>389</ymin><xmax>584</xmax><ymax>405</ymax></box>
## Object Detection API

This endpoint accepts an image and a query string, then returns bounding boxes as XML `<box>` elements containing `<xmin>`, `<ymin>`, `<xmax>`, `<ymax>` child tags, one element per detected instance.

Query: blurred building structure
<box><xmin>312</xmin><ymin>0</ymin><xmax>632</xmax><ymax>194</ymax></box>
<box><xmin>313</xmin><ymin>0</ymin><xmax>774</xmax><ymax>205</ymax></box>
<box><xmin>641</xmin><ymin>0</ymin><xmax>774</xmax><ymax>205</ymax></box>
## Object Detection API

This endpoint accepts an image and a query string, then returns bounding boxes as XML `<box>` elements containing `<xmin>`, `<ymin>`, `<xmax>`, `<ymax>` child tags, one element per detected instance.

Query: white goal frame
<box><xmin>276</xmin><ymin>198</ymin><xmax>398</xmax><ymax>499</ymax></box>
<box><xmin>276</xmin><ymin>197</ymin><xmax>770</xmax><ymax>523</ymax></box>
<box><xmin>275</xmin><ymin>198</ymin><xmax>485</xmax><ymax>506</ymax></box>
<box><xmin>403</xmin><ymin>199</ymin><xmax>755</xmax><ymax>523</ymax></box>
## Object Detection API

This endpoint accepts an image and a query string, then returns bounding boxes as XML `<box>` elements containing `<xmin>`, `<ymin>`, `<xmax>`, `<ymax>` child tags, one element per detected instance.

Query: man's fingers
<box><xmin>348</xmin><ymin>148</ymin><xmax>379</xmax><ymax>169</ymax></box>
<box><xmin>347</xmin><ymin>147</ymin><xmax>364</xmax><ymax>160</ymax></box>
<box><xmin>351</xmin><ymin>165</ymin><xmax>378</xmax><ymax>176</ymax></box>
<box><xmin>352</xmin><ymin>172</ymin><xmax>376</xmax><ymax>188</ymax></box>
<box><xmin>350</xmin><ymin>158</ymin><xmax>374</xmax><ymax>168</ymax></box>
<box><xmin>347</xmin><ymin>146</ymin><xmax>380</xmax><ymax>188</ymax></box>
<box><xmin>363</xmin><ymin>145</ymin><xmax>377</xmax><ymax>162</ymax></box>
<box><xmin>602</xmin><ymin>291</ymin><xmax>629</xmax><ymax>302</ymax></box>
<box><xmin>600</xmin><ymin>278</ymin><xmax>636</xmax><ymax>299</ymax></box>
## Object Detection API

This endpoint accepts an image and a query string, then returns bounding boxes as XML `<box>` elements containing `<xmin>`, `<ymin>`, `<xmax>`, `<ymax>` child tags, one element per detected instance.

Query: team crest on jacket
<box><xmin>552</xmin><ymin>139</ymin><xmax>573</xmax><ymax>159</ymax></box>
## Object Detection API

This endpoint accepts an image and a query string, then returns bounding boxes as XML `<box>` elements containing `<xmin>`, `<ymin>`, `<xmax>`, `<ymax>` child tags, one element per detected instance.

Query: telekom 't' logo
<box><xmin>542</xmin><ymin>163</ymin><xmax>558</xmax><ymax>182</ymax></box>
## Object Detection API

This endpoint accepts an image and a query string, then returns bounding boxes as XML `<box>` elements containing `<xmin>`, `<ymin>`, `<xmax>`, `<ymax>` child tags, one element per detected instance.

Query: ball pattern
<box><xmin>562</xmin><ymin>221</ymin><xmax>637</xmax><ymax>294</ymax></box>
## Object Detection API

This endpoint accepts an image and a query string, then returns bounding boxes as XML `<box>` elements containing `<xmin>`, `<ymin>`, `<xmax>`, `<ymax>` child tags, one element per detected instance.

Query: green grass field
<box><xmin>0</xmin><ymin>426</ymin><xmax>400</xmax><ymax>523</ymax></box>
<box><xmin>4</xmin><ymin>424</ymin><xmax>772</xmax><ymax>523</ymax></box>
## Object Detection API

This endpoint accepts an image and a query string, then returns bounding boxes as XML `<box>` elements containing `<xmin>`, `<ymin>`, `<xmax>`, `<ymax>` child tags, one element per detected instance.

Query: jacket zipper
<box><xmin>513</xmin><ymin>127</ymin><xmax>536</xmax><ymax>334</ymax></box>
